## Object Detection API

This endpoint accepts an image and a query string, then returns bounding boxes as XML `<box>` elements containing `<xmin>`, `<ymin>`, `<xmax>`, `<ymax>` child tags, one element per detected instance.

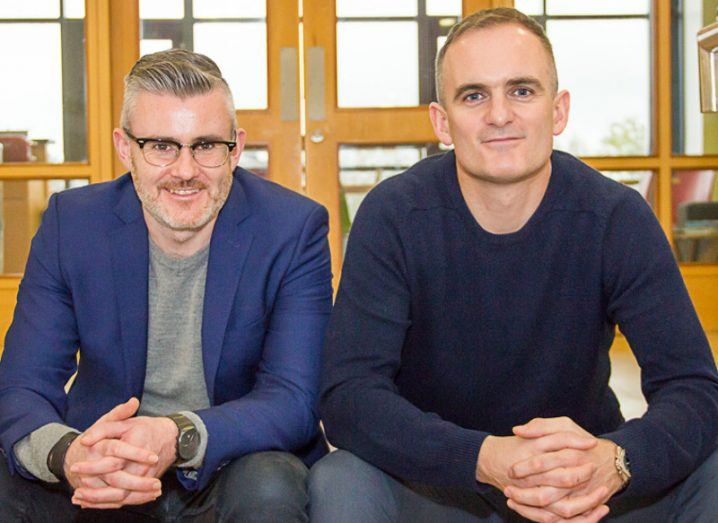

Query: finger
<box><xmin>580</xmin><ymin>504</ymin><xmax>610</xmax><ymax>523</ymax></box>
<box><xmin>512</xmin><ymin>448</ymin><xmax>590</xmax><ymax>479</ymax></box>
<box><xmin>71</xmin><ymin>456</ymin><xmax>125</xmax><ymax>475</ymax></box>
<box><xmin>73</xmin><ymin>485</ymin><xmax>130</xmax><ymax>504</ymax></box>
<box><xmin>548</xmin><ymin>487</ymin><xmax>609</xmax><ymax>519</ymax></box>
<box><xmin>76</xmin><ymin>501</ymin><xmax>123</xmax><ymax>510</ymax></box>
<box><xmin>94</xmin><ymin>439</ymin><xmax>159</xmax><ymax>465</ymax></box>
<box><xmin>513</xmin><ymin>417</ymin><xmax>592</xmax><ymax>439</ymax></box>
<box><xmin>81</xmin><ymin>420</ymin><xmax>133</xmax><ymax>446</ymax></box>
<box><xmin>504</xmin><ymin>485</ymin><xmax>570</xmax><ymax>508</ymax></box>
<box><xmin>74</xmin><ymin>489</ymin><xmax>162</xmax><ymax>509</ymax></box>
<box><xmin>80</xmin><ymin>475</ymin><xmax>108</xmax><ymax>489</ymax></box>
<box><xmin>102</xmin><ymin>470</ymin><xmax>162</xmax><ymax>492</ymax></box>
<box><xmin>507</xmin><ymin>498</ymin><xmax>560</xmax><ymax>523</ymax></box>
<box><xmin>507</xmin><ymin>499</ymin><xmax>609</xmax><ymax>523</ymax></box>
<box><xmin>96</xmin><ymin>397</ymin><xmax>140</xmax><ymax>424</ymax></box>
<box><xmin>533</xmin><ymin>432</ymin><xmax>597</xmax><ymax>454</ymax></box>
<box><xmin>513</xmin><ymin>463</ymin><xmax>597</xmax><ymax>489</ymax></box>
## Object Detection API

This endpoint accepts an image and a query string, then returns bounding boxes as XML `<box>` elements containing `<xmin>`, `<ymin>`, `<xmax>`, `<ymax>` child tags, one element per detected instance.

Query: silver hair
<box><xmin>120</xmin><ymin>48</ymin><xmax>236</xmax><ymax>133</ymax></box>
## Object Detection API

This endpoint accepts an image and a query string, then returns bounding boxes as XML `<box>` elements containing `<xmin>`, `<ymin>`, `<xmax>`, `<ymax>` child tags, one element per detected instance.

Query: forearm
<box><xmin>12</xmin><ymin>423</ymin><xmax>79</xmax><ymax>482</ymax></box>
<box><xmin>322</xmin><ymin>382</ymin><xmax>487</xmax><ymax>489</ymax></box>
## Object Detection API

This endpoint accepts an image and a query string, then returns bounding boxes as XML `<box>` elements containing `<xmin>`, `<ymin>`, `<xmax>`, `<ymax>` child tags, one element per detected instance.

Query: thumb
<box><xmin>98</xmin><ymin>397</ymin><xmax>140</xmax><ymax>423</ymax></box>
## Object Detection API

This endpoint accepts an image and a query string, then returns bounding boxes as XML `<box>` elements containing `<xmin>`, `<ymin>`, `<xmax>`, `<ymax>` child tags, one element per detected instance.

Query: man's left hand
<box><xmin>502</xmin><ymin>417</ymin><xmax>624</xmax><ymax>522</ymax></box>
<box><xmin>71</xmin><ymin>416</ymin><xmax>178</xmax><ymax>509</ymax></box>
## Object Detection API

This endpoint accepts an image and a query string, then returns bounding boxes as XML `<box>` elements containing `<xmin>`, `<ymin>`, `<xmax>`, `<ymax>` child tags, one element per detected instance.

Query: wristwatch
<box><xmin>614</xmin><ymin>445</ymin><xmax>632</xmax><ymax>488</ymax></box>
<box><xmin>167</xmin><ymin>413</ymin><xmax>200</xmax><ymax>466</ymax></box>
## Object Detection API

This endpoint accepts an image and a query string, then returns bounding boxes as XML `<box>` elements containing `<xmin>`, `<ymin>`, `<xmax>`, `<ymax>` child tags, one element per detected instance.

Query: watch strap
<box><xmin>167</xmin><ymin>412</ymin><xmax>198</xmax><ymax>465</ymax></box>
<box><xmin>47</xmin><ymin>431</ymin><xmax>80</xmax><ymax>482</ymax></box>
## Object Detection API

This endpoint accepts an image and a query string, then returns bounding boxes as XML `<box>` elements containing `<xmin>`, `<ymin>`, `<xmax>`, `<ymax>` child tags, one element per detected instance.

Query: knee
<box><xmin>219</xmin><ymin>451</ymin><xmax>308</xmax><ymax>508</ymax></box>
<box><xmin>309</xmin><ymin>449</ymin><xmax>393</xmax><ymax>501</ymax></box>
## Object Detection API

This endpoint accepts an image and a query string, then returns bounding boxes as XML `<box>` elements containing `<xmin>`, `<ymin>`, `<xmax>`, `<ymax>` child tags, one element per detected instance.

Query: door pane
<box><xmin>0</xmin><ymin>0</ymin><xmax>59</xmax><ymax>18</ymax></box>
<box><xmin>601</xmin><ymin>170</ymin><xmax>656</xmax><ymax>209</ymax></box>
<box><xmin>194</xmin><ymin>22</ymin><xmax>267</xmax><ymax>109</ymax></box>
<box><xmin>514</xmin><ymin>0</ymin><xmax>543</xmax><ymax>16</ymax></box>
<box><xmin>335</xmin><ymin>2</ymin><xmax>459</xmax><ymax>107</ymax></box>
<box><xmin>336</xmin><ymin>0</ymin><xmax>417</xmax><ymax>18</ymax></box>
<box><xmin>140</xmin><ymin>2</ymin><xmax>268</xmax><ymax>110</ymax></box>
<box><xmin>546</xmin><ymin>0</ymin><xmax>649</xmax><ymax>15</ymax></box>
<box><xmin>239</xmin><ymin>146</ymin><xmax>269</xmax><ymax>178</ymax></box>
<box><xmin>0</xmin><ymin>21</ymin><xmax>87</xmax><ymax>163</ymax></box>
<box><xmin>673</xmin><ymin>0</ymin><xmax>718</xmax><ymax>155</ymax></box>
<box><xmin>140</xmin><ymin>0</ymin><xmax>184</xmax><ymax>19</ymax></box>
<box><xmin>337</xmin><ymin>21</ymin><xmax>419</xmax><ymax>107</ymax></box>
<box><xmin>672</xmin><ymin>170</ymin><xmax>718</xmax><ymax>263</ymax></box>
<box><xmin>339</xmin><ymin>144</ymin><xmax>441</xmax><ymax>248</ymax></box>
<box><xmin>63</xmin><ymin>0</ymin><xmax>85</xmax><ymax>18</ymax></box>
<box><xmin>193</xmin><ymin>0</ymin><xmax>266</xmax><ymax>18</ymax></box>
<box><xmin>425</xmin><ymin>0</ymin><xmax>461</xmax><ymax>17</ymax></box>
<box><xmin>549</xmin><ymin>18</ymin><xmax>651</xmax><ymax>156</ymax></box>
<box><xmin>0</xmin><ymin>178</ymin><xmax>88</xmax><ymax>274</ymax></box>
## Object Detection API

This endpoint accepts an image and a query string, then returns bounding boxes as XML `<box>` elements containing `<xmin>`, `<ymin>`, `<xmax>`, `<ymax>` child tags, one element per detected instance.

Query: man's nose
<box><xmin>485</xmin><ymin>96</ymin><xmax>513</xmax><ymax>126</ymax></box>
<box><xmin>171</xmin><ymin>145</ymin><xmax>198</xmax><ymax>180</ymax></box>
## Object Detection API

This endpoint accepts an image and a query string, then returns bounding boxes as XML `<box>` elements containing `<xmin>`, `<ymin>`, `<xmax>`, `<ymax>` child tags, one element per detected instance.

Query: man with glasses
<box><xmin>311</xmin><ymin>7</ymin><xmax>718</xmax><ymax>523</ymax></box>
<box><xmin>0</xmin><ymin>49</ymin><xmax>331</xmax><ymax>522</ymax></box>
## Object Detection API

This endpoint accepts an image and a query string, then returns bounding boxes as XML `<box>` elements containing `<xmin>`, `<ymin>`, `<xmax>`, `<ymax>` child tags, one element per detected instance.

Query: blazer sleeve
<box><xmin>190</xmin><ymin>204</ymin><xmax>333</xmax><ymax>490</ymax></box>
<box><xmin>0</xmin><ymin>194</ymin><xmax>80</xmax><ymax>478</ymax></box>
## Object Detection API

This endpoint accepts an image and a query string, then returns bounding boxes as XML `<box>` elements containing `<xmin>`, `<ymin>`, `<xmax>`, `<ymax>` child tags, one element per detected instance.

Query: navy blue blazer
<box><xmin>0</xmin><ymin>167</ymin><xmax>332</xmax><ymax>490</ymax></box>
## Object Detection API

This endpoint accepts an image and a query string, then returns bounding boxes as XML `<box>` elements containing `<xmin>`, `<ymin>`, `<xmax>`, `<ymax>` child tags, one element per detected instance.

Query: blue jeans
<box><xmin>308</xmin><ymin>448</ymin><xmax>718</xmax><ymax>522</ymax></box>
<box><xmin>0</xmin><ymin>450</ymin><xmax>309</xmax><ymax>522</ymax></box>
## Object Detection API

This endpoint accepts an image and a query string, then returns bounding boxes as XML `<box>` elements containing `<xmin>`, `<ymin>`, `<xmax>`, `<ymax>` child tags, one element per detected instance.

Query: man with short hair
<box><xmin>310</xmin><ymin>8</ymin><xmax>718</xmax><ymax>522</ymax></box>
<box><xmin>0</xmin><ymin>49</ymin><xmax>332</xmax><ymax>522</ymax></box>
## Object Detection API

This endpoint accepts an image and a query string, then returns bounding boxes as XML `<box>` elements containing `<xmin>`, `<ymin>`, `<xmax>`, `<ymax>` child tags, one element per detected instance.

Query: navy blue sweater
<box><xmin>321</xmin><ymin>150</ymin><xmax>718</xmax><ymax>499</ymax></box>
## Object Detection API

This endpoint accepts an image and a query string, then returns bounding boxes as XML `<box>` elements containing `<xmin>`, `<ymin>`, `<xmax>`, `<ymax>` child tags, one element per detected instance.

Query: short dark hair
<box><xmin>435</xmin><ymin>8</ymin><xmax>558</xmax><ymax>104</ymax></box>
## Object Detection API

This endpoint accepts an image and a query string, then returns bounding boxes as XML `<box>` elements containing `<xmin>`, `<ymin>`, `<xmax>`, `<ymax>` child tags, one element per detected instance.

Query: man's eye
<box><xmin>465</xmin><ymin>92</ymin><xmax>483</xmax><ymax>102</ymax></box>
<box><xmin>195</xmin><ymin>142</ymin><xmax>216</xmax><ymax>151</ymax></box>
<box><xmin>513</xmin><ymin>87</ymin><xmax>533</xmax><ymax>97</ymax></box>
<box><xmin>150</xmin><ymin>142</ymin><xmax>174</xmax><ymax>152</ymax></box>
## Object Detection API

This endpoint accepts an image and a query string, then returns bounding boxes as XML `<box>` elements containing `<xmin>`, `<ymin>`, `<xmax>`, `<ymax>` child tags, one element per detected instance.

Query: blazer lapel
<box><xmin>109</xmin><ymin>183</ymin><xmax>149</xmax><ymax>399</ymax></box>
<box><xmin>202</xmin><ymin>176</ymin><xmax>253</xmax><ymax>403</ymax></box>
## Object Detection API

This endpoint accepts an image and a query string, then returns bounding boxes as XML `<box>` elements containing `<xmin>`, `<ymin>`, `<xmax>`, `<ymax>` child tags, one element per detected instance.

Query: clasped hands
<box><xmin>63</xmin><ymin>397</ymin><xmax>179</xmax><ymax>509</ymax></box>
<box><xmin>476</xmin><ymin>417</ymin><xmax>625</xmax><ymax>523</ymax></box>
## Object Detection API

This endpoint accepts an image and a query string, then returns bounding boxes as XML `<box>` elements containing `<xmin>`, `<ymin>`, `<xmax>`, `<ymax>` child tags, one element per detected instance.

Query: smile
<box><xmin>166</xmin><ymin>188</ymin><xmax>202</xmax><ymax>196</ymax></box>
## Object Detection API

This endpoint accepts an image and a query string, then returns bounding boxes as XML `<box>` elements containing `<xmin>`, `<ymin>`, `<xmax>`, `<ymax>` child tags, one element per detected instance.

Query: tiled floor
<box><xmin>609</xmin><ymin>331</ymin><xmax>718</xmax><ymax>420</ymax></box>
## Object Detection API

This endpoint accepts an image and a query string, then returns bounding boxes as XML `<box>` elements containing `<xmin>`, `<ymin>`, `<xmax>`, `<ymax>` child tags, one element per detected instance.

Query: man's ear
<box><xmin>552</xmin><ymin>90</ymin><xmax>570</xmax><ymax>136</ymax></box>
<box><xmin>429</xmin><ymin>102</ymin><xmax>453</xmax><ymax>147</ymax></box>
<box><xmin>112</xmin><ymin>128</ymin><xmax>133</xmax><ymax>172</ymax></box>
<box><xmin>229</xmin><ymin>128</ymin><xmax>246</xmax><ymax>171</ymax></box>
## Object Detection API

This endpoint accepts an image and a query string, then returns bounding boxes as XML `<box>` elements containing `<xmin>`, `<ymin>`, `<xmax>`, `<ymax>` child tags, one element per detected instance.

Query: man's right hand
<box><xmin>476</xmin><ymin>430</ymin><xmax>598</xmax><ymax>493</ymax></box>
<box><xmin>63</xmin><ymin>398</ymin><xmax>162</xmax><ymax>509</ymax></box>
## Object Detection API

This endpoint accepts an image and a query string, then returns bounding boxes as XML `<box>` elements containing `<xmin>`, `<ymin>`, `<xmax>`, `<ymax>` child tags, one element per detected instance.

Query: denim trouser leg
<box><xmin>606</xmin><ymin>445</ymin><xmax>718</xmax><ymax>522</ymax></box>
<box><xmin>308</xmin><ymin>450</ymin><xmax>508</xmax><ymax>523</ymax></box>
<box><xmin>309</xmin><ymin>447</ymin><xmax>718</xmax><ymax>523</ymax></box>
<box><xmin>0</xmin><ymin>450</ymin><xmax>309</xmax><ymax>523</ymax></box>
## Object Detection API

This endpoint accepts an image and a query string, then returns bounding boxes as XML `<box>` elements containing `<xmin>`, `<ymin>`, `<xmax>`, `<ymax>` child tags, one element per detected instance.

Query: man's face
<box><xmin>430</xmin><ymin>24</ymin><xmax>569</xmax><ymax>185</ymax></box>
<box><xmin>113</xmin><ymin>89</ymin><xmax>244</xmax><ymax>234</ymax></box>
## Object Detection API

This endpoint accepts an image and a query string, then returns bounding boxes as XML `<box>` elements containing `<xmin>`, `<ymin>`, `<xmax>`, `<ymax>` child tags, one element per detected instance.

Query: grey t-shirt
<box><xmin>14</xmin><ymin>237</ymin><xmax>213</xmax><ymax>480</ymax></box>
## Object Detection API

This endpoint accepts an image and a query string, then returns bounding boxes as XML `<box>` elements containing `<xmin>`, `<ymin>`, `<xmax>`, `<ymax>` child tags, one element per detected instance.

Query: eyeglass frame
<box><xmin>123</xmin><ymin>128</ymin><xmax>238</xmax><ymax>168</ymax></box>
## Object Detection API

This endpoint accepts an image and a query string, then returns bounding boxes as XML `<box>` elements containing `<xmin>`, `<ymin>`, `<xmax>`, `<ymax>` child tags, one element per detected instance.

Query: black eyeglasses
<box><xmin>123</xmin><ymin>128</ymin><xmax>237</xmax><ymax>168</ymax></box>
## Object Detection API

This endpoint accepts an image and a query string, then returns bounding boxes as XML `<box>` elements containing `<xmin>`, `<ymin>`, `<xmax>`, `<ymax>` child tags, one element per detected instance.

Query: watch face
<box><xmin>178</xmin><ymin>428</ymin><xmax>200</xmax><ymax>460</ymax></box>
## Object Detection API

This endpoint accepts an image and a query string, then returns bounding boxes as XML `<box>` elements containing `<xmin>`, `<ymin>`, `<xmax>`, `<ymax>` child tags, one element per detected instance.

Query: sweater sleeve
<box><xmin>320</xmin><ymin>186</ymin><xmax>487</xmax><ymax>490</ymax></box>
<box><xmin>600</xmin><ymin>190</ymin><xmax>718</xmax><ymax>498</ymax></box>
